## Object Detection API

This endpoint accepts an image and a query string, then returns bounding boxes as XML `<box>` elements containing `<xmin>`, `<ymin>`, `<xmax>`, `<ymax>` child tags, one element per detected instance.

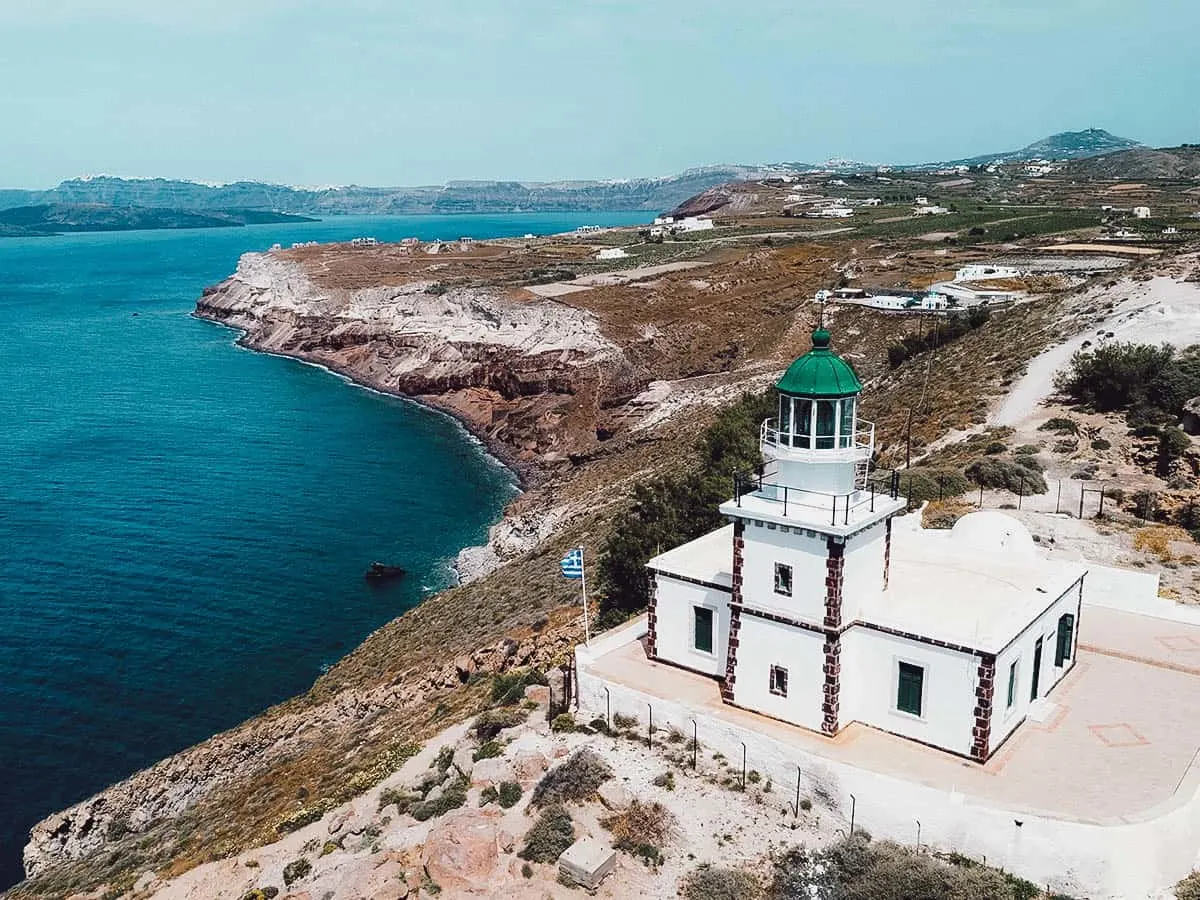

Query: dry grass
<box><xmin>602</xmin><ymin>799</ymin><xmax>675</xmax><ymax>849</ymax></box>
<box><xmin>922</xmin><ymin>499</ymin><xmax>976</xmax><ymax>530</ymax></box>
<box><xmin>1134</xmin><ymin>525</ymin><xmax>1194</xmax><ymax>561</ymax></box>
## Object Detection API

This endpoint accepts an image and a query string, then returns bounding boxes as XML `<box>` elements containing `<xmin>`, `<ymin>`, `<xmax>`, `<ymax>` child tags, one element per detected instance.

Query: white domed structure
<box><xmin>950</xmin><ymin>510</ymin><xmax>1036</xmax><ymax>557</ymax></box>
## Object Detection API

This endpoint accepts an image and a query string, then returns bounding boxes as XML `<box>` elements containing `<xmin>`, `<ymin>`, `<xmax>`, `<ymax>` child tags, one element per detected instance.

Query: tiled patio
<box><xmin>585</xmin><ymin>606</ymin><xmax>1200</xmax><ymax>824</ymax></box>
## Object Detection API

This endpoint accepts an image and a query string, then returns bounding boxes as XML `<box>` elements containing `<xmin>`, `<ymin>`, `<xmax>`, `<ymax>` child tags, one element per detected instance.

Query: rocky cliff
<box><xmin>194</xmin><ymin>252</ymin><xmax>637</xmax><ymax>473</ymax></box>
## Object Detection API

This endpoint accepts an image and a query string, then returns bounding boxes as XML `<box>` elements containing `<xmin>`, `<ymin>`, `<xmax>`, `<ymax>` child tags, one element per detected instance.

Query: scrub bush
<box><xmin>531</xmin><ymin>748</ymin><xmax>612</xmax><ymax>807</ymax></box>
<box><xmin>519</xmin><ymin>805</ymin><xmax>575</xmax><ymax>863</ymax></box>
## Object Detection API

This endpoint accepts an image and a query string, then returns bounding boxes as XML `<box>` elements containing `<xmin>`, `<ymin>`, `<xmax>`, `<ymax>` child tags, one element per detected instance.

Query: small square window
<box><xmin>770</xmin><ymin>665</ymin><xmax>789</xmax><ymax>697</ymax></box>
<box><xmin>774</xmin><ymin>563</ymin><xmax>793</xmax><ymax>597</ymax></box>
<box><xmin>693</xmin><ymin>606</ymin><xmax>714</xmax><ymax>654</ymax></box>
<box><xmin>896</xmin><ymin>661</ymin><xmax>924</xmax><ymax>717</ymax></box>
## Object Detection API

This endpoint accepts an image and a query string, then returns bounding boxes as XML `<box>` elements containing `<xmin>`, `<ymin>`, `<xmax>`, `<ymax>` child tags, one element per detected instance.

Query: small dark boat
<box><xmin>365</xmin><ymin>562</ymin><xmax>406</xmax><ymax>583</ymax></box>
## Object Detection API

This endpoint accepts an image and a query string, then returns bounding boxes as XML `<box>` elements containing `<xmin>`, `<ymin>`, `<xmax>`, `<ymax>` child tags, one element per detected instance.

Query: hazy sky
<box><xmin>2</xmin><ymin>0</ymin><xmax>1196</xmax><ymax>188</ymax></box>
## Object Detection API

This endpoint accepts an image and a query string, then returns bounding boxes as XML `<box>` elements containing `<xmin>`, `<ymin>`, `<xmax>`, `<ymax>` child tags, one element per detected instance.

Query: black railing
<box><xmin>733</xmin><ymin>471</ymin><xmax>900</xmax><ymax>526</ymax></box>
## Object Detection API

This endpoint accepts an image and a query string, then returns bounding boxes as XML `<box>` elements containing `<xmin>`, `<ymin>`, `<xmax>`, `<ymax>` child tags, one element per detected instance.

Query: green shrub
<box><xmin>1011</xmin><ymin>451</ymin><xmax>1044</xmax><ymax>472</ymax></box>
<box><xmin>653</xmin><ymin>771</ymin><xmax>676</xmax><ymax>791</ymax></box>
<box><xmin>681</xmin><ymin>865</ymin><xmax>763</xmax><ymax>900</ymax></box>
<box><xmin>275</xmin><ymin>798</ymin><xmax>337</xmax><ymax>834</ymax></box>
<box><xmin>769</xmin><ymin>834</ymin><xmax>1046</xmax><ymax>899</ymax></box>
<box><xmin>1158</xmin><ymin>426</ymin><xmax>1191</xmax><ymax>475</ymax></box>
<box><xmin>1091</xmin><ymin>438</ymin><xmax>1112</xmax><ymax>451</ymax></box>
<box><xmin>898</xmin><ymin>467</ymin><xmax>970</xmax><ymax>504</ymax></box>
<box><xmin>410</xmin><ymin>778</ymin><xmax>468</xmax><ymax>821</ymax></box>
<box><xmin>1039</xmin><ymin>417</ymin><xmax>1079</xmax><ymax>435</ymax></box>
<box><xmin>490</xmin><ymin>668</ymin><xmax>547</xmax><ymax>706</ymax></box>
<box><xmin>521</xmin><ymin>862</ymin><xmax>534</xmax><ymax>879</ymax></box>
<box><xmin>479</xmin><ymin>785</ymin><xmax>499</xmax><ymax>806</ymax></box>
<box><xmin>598</xmin><ymin>392</ymin><xmax>775</xmax><ymax>616</ymax></box>
<box><xmin>239</xmin><ymin>890</ymin><xmax>278</xmax><ymax>900</ymax></box>
<box><xmin>474</xmin><ymin>707</ymin><xmax>528</xmax><ymax>741</ymax></box>
<box><xmin>519</xmin><ymin>805</ymin><xmax>575</xmax><ymax>863</ymax></box>
<box><xmin>532</xmin><ymin>748</ymin><xmax>613</xmax><ymax>807</ymax></box>
<box><xmin>965</xmin><ymin>458</ymin><xmax>1048</xmax><ymax>494</ymax></box>
<box><xmin>433</xmin><ymin>746</ymin><xmax>455</xmax><ymax>774</ymax></box>
<box><xmin>498</xmin><ymin>781</ymin><xmax>523</xmax><ymax>809</ymax></box>
<box><xmin>551</xmin><ymin>713</ymin><xmax>577</xmax><ymax>733</ymax></box>
<box><xmin>473</xmin><ymin>740</ymin><xmax>503</xmax><ymax>762</ymax></box>
<box><xmin>378</xmin><ymin>787</ymin><xmax>420</xmax><ymax>813</ymax></box>
<box><xmin>984</xmin><ymin>441</ymin><xmax>1007</xmax><ymax>455</ymax></box>
<box><xmin>282</xmin><ymin>858</ymin><xmax>311</xmax><ymax>887</ymax></box>
<box><xmin>612</xmin><ymin>712</ymin><xmax>638</xmax><ymax>730</ymax></box>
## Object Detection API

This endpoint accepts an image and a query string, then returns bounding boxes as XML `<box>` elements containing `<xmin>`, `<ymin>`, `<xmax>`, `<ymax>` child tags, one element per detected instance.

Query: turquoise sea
<box><xmin>0</xmin><ymin>211</ymin><xmax>648</xmax><ymax>887</ymax></box>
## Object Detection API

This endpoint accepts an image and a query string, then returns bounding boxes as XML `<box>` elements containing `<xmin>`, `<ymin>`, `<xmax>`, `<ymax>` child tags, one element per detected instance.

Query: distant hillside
<box><xmin>0</xmin><ymin>203</ymin><xmax>316</xmax><ymax>237</ymax></box>
<box><xmin>1061</xmin><ymin>146</ymin><xmax>1200</xmax><ymax>180</ymax></box>
<box><xmin>0</xmin><ymin>167</ymin><xmax>795</xmax><ymax>217</ymax></box>
<box><xmin>934</xmin><ymin>129</ymin><xmax>1144</xmax><ymax>168</ymax></box>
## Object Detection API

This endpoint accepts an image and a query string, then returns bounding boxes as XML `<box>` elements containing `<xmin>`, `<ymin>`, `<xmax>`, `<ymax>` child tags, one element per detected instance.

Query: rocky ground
<box><xmin>107</xmin><ymin>682</ymin><xmax>835</xmax><ymax>900</ymax></box>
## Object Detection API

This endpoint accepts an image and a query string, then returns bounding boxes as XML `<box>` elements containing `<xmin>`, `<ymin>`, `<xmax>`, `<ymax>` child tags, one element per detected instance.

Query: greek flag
<box><xmin>560</xmin><ymin>548</ymin><xmax>584</xmax><ymax>580</ymax></box>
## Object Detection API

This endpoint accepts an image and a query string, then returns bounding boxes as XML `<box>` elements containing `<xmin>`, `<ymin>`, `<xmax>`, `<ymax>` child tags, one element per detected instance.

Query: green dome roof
<box><xmin>776</xmin><ymin>328</ymin><xmax>863</xmax><ymax>397</ymax></box>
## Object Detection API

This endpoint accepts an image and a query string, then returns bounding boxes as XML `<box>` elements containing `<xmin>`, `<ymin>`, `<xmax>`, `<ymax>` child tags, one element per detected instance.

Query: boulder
<box><xmin>327</xmin><ymin>810</ymin><xmax>351</xmax><ymax>835</ymax></box>
<box><xmin>421</xmin><ymin>808</ymin><xmax>500</xmax><ymax>893</ymax></box>
<box><xmin>511</xmin><ymin>750</ymin><xmax>549</xmax><ymax>783</ymax></box>
<box><xmin>523</xmin><ymin>684</ymin><xmax>550</xmax><ymax>705</ymax></box>
<box><xmin>470</xmin><ymin>757</ymin><xmax>514</xmax><ymax>786</ymax></box>
<box><xmin>597</xmin><ymin>781</ymin><xmax>632</xmax><ymax>811</ymax></box>
<box><xmin>454</xmin><ymin>655</ymin><xmax>477</xmax><ymax>681</ymax></box>
<box><xmin>558</xmin><ymin>838</ymin><xmax>617</xmax><ymax>890</ymax></box>
<box><xmin>452</xmin><ymin>746</ymin><xmax>475</xmax><ymax>777</ymax></box>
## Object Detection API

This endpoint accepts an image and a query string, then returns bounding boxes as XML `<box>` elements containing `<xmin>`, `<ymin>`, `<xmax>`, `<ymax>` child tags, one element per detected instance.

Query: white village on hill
<box><xmin>577</xmin><ymin>328</ymin><xmax>1200</xmax><ymax>900</ymax></box>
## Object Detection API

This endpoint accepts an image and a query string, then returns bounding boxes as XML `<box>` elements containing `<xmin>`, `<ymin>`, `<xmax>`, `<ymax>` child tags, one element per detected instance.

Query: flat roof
<box><xmin>860</xmin><ymin>522</ymin><xmax>1087</xmax><ymax>653</ymax></box>
<box><xmin>647</xmin><ymin>524</ymin><xmax>734</xmax><ymax>590</ymax></box>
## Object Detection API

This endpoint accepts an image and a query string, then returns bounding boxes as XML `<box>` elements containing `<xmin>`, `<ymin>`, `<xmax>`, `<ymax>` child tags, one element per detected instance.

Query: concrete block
<box><xmin>558</xmin><ymin>838</ymin><xmax>617</xmax><ymax>890</ymax></box>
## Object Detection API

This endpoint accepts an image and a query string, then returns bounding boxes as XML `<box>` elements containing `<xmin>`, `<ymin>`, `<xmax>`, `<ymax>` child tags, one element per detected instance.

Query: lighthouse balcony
<box><xmin>761</xmin><ymin>417</ymin><xmax>874</xmax><ymax>464</ymax></box>
<box><xmin>723</xmin><ymin>470</ymin><xmax>905</xmax><ymax>532</ymax></box>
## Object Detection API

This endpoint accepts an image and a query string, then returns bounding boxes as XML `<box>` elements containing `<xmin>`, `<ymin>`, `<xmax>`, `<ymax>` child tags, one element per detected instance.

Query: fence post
<box><xmin>1055</xmin><ymin>480</ymin><xmax>1062</xmax><ymax>514</ymax></box>
<box><xmin>783</xmin><ymin>486</ymin><xmax>788</xmax><ymax>517</ymax></box>
<box><xmin>979</xmin><ymin>483</ymin><xmax>984</xmax><ymax>508</ymax></box>
<box><xmin>849</xmin><ymin>793</ymin><xmax>856</xmax><ymax>836</ymax></box>
<box><xmin>740</xmin><ymin>742</ymin><xmax>747</xmax><ymax>790</ymax></box>
<box><xmin>794</xmin><ymin>765</ymin><xmax>801</xmax><ymax>818</ymax></box>
<box><xmin>1079</xmin><ymin>487</ymin><xmax>1084</xmax><ymax>519</ymax></box>
<box><xmin>1098</xmin><ymin>488</ymin><xmax>1105</xmax><ymax>517</ymax></box>
<box><xmin>1017</xmin><ymin>474</ymin><xmax>1025</xmax><ymax>510</ymax></box>
<box><xmin>916</xmin><ymin>819</ymin><xmax>922</xmax><ymax>849</ymax></box>
<box><xmin>604</xmin><ymin>687</ymin><xmax>611</xmax><ymax>728</ymax></box>
<box><xmin>690</xmin><ymin>720</ymin><xmax>698</xmax><ymax>770</ymax></box>
<box><xmin>647</xmin><ymin>703</ymin><xmax>653</xmax><ymax>749</ymax></box>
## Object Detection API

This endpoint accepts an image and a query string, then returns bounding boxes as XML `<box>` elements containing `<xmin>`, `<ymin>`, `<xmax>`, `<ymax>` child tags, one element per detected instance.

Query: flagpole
<box><xmin>579</xmin><ymin>546</ymin><xmax>591</xmax><ymax>646</ymax></box>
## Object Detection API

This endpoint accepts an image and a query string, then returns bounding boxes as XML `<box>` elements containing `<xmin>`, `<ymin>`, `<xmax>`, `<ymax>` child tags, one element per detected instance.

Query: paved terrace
<box><xmin>585</xmin><ymin>605</ymin><xmax>1200</xmax><ymax>824</ymax></box>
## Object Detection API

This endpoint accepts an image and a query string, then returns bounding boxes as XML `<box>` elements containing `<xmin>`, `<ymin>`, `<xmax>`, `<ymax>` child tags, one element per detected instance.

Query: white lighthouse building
<box><xmin>646</xmin><ymin>328</ymin><xmax>1086</xmax><ymax>762</ymax></box>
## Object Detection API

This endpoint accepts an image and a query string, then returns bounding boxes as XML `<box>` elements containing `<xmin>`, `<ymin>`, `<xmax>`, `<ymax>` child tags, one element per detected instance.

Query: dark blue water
<box><xmin>0</xmin><ymin>211</ymin><xmax>647</xmax><ymax>887</ymax></box>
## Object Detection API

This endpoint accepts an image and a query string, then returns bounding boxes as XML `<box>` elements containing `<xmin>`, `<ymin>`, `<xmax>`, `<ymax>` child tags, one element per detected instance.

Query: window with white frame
<box><xmin>896</xmin><ymin>661</ymin><xmax>924</xmax><ymax>716</ymax></box>
<box><xmin>774</xmin><ymin>562</ymin><xmax>793</xmax><ymax>597</ymax></box>
<box><xmin>769</xmin><ymin>665</ymin><xmax>788</xmax><ymax>697</ymax></box>
<box><xmin>1006</xmin><ymin>659</ymin><xmax>1019</xmax><ymax>709</ymax></box>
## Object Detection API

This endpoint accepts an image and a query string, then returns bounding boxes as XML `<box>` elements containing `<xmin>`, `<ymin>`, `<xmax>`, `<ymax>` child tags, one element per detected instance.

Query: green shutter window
<box><xmin>1007</xmin><ymin>661</ymin><xmax>1018</xmax><ymax>709</ymax></box>
<box><xmin>694</xmin><ymin>606</ymin><xmax>714</xmax><ymax>654</ymax></box>
<box><xmin>896</xmin><ymin>662</ymin><xmax>924</xmax><ymax>716</ymax></box>
<box><xmin>1055</xmin><ymin>613</ymin><xmax>1075</xmax><ymax>666</ymax></box>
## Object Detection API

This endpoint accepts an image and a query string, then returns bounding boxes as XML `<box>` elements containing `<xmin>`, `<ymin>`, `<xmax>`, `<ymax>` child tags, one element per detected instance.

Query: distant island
<box><xmin>0</xmin><ymin>129</ymin><xmax>1149</xmax><ymax>222</ymax></box>
<box><xmin>0</xmin><ymin>203</ymin><xmax>317</xmax><ymax>237</ymax></box>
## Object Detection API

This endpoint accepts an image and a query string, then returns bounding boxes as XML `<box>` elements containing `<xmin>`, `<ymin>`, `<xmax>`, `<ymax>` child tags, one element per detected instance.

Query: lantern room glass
<box><xmin>815</xmin><ymin>400</ymin><xmax>836</xmax><ymax>449</ymax></box>
<box><xmin>839</xmin><ymin>397</ymin><xmax>856</xmax><ymax>448</ymax></box>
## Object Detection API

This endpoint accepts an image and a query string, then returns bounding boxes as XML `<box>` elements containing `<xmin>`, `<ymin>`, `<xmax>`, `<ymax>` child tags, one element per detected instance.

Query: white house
<box><xmin>1133</xmin><ymin>206</ymin><xmax>1151</xmax><ymax>219</ymax></box>
<box><xmin>674</xmin><ymin>216</ymin><xmax>715</xmax><ymax>233</ymax></box>
<box><xmin>812</xmin><ymin>206</ymin><xmax>855</xmax><ymax>219</ymax></box>
<box><xmin>597</xmin><ymin>247</ymin><xmax>629</xmax><ymax>260</ymax></box>
<box><xmin>647</xmin><ymin>329</ymin><xmax>1085</xmax><ymax>762</ymax></box>
<box><xmin>955</xmin><ymin>264</ymin><xmax>1023</xmax><ymax>282</ymax></box>
<box><xmin>653</xmin><ymin>216</ymin><xmax>675</xmax><ymax>226</ymax></box>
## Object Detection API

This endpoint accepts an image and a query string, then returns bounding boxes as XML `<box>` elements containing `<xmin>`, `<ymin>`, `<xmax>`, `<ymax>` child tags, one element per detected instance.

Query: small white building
<box><xmin>674</xmin><ymin>216</ymin><xmax>715</xmax><ymax>233</ymax></box>
<box><xmin>812</xmin><ymin>206</ymin><xmax>855</xmax><ymax>219</ymax></box>
<box><xmin>1164</xmin><ymin>227</ymin><xmax>1180</xmax><ymax>235</ymax></box>
<box><xmin>653</xmin><ymin>216</ymin><xmax>675</xmax><ymax>227</ymax></box>
<box><xmin>1133</xmin><ymin>206</ymin><xmax>1151</xmax><ymax>219</ymax></box>
<box><xmin>350</xmin><ymin>236</ymin><xmax>379</xmax><ymax>246</ymax></box>
<box><xmin>647</xmin><ymin>329</ymin><xmax>1085</xmax><ymax>762</ymax></box>
<box><xmin>956</xmin><ymin>264</ymin><xmax>1023</xmax><ymax>282</ymax></box>
<box><xmin>913</xmin><ymin>205</ymin><xmax>951</xmax><ymax>216</ymax></box>
<box><xmin>597</xmin><ymin>247</ymin><xmax>629</xmax><ymax>260</ymax></box>
<box><xmin>915</xmin><ymin>196</ymin><xmax>929</xmax><ymax>206</ymax></box>
<box><xmin>576</xmin><ymin>225</ymin><xmax>603</xmax><ymax>234</ymax></box>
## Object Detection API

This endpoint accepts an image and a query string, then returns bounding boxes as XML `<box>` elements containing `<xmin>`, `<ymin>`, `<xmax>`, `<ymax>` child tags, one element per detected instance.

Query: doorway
<box><xmin>1030</xmin><ymin>637</ymin><xmax>1043</xmax><ymax>702</ymax></box>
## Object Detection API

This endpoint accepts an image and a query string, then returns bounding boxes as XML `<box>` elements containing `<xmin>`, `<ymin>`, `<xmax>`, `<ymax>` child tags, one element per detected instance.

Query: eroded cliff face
<box><xmin>194</xmin><ymin>252</ymin><xmax>637</xmax><ymax>473</ymax></box>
